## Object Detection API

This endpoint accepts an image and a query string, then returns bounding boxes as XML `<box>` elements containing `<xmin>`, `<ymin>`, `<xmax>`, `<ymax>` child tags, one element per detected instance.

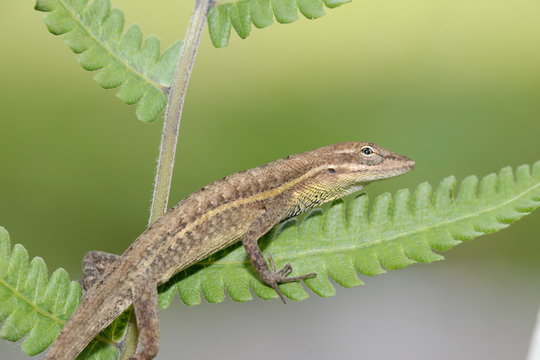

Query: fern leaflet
<box><xmin>35</xmin><ymin>0</ymin><xmax>182</xmax><ymax>123</ymax></box>
<box><xmin>0</xmin><ymin>227</ymin><xmax>120</xmax><ymax>358</ymax></box>
<box><xmin>208</xmin><ymin>0</ymin><xmax>351</xmax><ymax>47</ymax></box>
<box><xmin>1</xmin><ymin>162</ymin><xmax>539</xmax><ymax>359</ymax></box>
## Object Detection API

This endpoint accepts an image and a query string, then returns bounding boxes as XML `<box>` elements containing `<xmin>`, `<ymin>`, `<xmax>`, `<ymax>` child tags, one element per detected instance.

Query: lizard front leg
<box><xmin>242</xmin><ymin>210</ymin><xmax>316</xmax><ymax>303</ymax></box>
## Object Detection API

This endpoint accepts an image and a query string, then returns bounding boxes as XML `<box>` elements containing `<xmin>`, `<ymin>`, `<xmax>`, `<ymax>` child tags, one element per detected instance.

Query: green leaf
<box><xmin>35</xmin><ymin>0</ymin><xmax>182</xmax><ymax>122</ymax></box>
<box><xmin>0</xmin><ymin>227</ymin><xmax>117</xmax><ymax>359</ymax></box>
<box><xmin>158</xmin><ymin>161</ymin><xmax>540</xmax><ymax>305</ymax></box>
<box><xmin>208</xmin><ymin>0</ymin><xmax>351</xmax><ymax>47</ymax></box>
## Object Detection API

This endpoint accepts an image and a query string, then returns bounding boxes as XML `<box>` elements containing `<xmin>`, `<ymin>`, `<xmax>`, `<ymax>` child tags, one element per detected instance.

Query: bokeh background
<box><xmin>2</xmin><ymin>0</ymin><xmax>540</xmax><ymax>359</ymax></box>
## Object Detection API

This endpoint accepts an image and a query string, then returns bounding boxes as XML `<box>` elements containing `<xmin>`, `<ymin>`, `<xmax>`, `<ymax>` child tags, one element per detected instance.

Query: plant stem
<box><xmin>148</xmin><ymin>0</ymin><xmax>213</xmax><ymax>226</ymax></box>
<box><xmin>118</xmin><ymin>309</ymin><xmax>138</xmax><ymax>360</ymax></box>
<box><xmin>121</xmin><ymin>1</ymin><xmax>213</xmax><ymax>358</ymax></box>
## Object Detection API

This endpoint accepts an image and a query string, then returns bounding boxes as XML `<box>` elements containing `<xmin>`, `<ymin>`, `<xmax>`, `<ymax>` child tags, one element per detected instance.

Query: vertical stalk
<box><xmin>121</xmin><ymin>1</ymin><xmax>213</xmax><ymax>358</ymax></box>
<box><xmin>148</xmin><ymin>0</ymin><xmax>213</xmax><ymax>225</ymax></box>
<box><xmin>528</xmin><ymin>307</ymin><xmax>540</xmax><ymax>360</ymax></box>
<box><xmin>118</xmin><ymin>309</ymin><xmax>138</xmax><ymax>360</ymax></box>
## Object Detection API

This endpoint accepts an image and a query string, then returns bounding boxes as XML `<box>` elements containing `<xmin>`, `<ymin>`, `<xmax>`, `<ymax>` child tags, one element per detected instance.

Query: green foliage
<box><xmin>158</xmin><ymin>161</ymin><xmax>540</xmax><ymax>305</ymax></box>
<box><xmin>0</xmin><ymin>227</ymin><xmax>121</xmax><ymax>359</ymax></box>
<box><xmin>76</xmin><ymin>339</ymin><xmax>118</xmax><ymax>360</ymax></box>
<box><xmin>0</xmin><ymin>227</ymin><xmax>80</xmax><ymax>356</ymax></box>
<box><xmin>208</xmin><ymin>0</ymin><xmax>351</xmax><ymax>48</ymax></box>
<box><xmin>34</xmin><ymin>0</ymin><xmax>182</xmax><ymax>123</ymax></box>
<box><xmin>1</xmin><ymin>162</ymin><xmax>539</xmax><ymax>359</ymax></box>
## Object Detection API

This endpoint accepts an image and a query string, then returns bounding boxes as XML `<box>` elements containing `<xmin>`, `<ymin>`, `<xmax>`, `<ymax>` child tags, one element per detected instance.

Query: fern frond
<box><xmin>158</xmin><ymin>161</ymin><xmax>540</xmax><ymax>306</ymax></box>
<box><xmin>208</xmin><ymin>0</ymin><xmax>351</xmax><ymax>48</ymax></box>
<box><xmin>35</xmin><ymin>0</ymin><xmax>182</xmax><ymax>123</ymax></box>
<box><xmin>0</xmin><ymin>227</ymin><xmax>117</xmax><ymax>359</ymax></box>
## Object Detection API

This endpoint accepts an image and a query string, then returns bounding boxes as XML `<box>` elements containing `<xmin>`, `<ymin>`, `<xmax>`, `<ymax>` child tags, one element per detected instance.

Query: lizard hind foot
<box><xmin>266</xmin><ymin>253</ymin><xmax>317</xmax><ymax>304</ymax></box>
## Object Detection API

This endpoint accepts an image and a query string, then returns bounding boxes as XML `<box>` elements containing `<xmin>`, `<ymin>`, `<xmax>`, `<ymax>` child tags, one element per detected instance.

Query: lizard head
<box><xmin>301</xmin><ymin>142</ymin><xmax>415</xmax><ymax>187</ymax></box>
<box><xmin>326</xmin><ymin>141</ymin><xmax>415</xmax><ymax>182</ymax></box>
<box><xmin>285</xmin><ymin>142</ymin><xmax>415</xmax><ymax>217</ymax></box>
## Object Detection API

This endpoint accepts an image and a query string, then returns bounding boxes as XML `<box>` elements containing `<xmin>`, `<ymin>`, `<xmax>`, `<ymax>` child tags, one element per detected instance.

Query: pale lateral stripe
<box><xmin>171</xmin><ymin>164</ymin><xmax>331</xmax><ymax>238</ymax></box>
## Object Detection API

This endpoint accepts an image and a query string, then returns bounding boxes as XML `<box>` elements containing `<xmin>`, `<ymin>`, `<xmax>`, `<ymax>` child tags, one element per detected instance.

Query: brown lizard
<box><xmin>44</xmin><ymin>142</ymin><xmax>414</xmax><ymax>360</ymax></box>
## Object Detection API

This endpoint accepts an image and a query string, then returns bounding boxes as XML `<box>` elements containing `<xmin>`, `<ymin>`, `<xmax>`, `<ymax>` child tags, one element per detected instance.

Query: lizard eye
<box><xmin>328</xmin><ymin>168</ymin><xmax>336</xmax><ymax>174</ymax></box>
<box><xmin>361</xmin><ymin>146</ymin><xmax>374</xmax><ymax>156</ymax></box>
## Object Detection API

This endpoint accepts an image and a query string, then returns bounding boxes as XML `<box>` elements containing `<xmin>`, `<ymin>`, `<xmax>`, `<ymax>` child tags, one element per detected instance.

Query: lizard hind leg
<box><xmin>129</xmin><ymin>281</ymin><xmax>160</xmax><ymax>360</ymax></box>
<box><xmin>81</xmin><ymin>251</ymin><xmax>119</xmax><ymax>293</ymax></box>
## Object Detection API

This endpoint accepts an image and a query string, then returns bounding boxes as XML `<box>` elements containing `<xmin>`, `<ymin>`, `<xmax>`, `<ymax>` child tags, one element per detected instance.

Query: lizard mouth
<box><xmin>377</xmin><ymin>159</ymin><xmax>415</xmax><ymax>179</ymax></box>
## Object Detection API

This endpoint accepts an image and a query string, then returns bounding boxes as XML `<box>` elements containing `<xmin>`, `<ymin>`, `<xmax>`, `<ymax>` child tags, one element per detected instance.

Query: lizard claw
<box><xmin>268</xmin><ymin>253</ymin><xmax>278</xmax><ymax>272</ymax></box>
<box><xmin>265</xmin><ymin>253</ymin><xmax>316</xmax><ymax>304</ymax></box>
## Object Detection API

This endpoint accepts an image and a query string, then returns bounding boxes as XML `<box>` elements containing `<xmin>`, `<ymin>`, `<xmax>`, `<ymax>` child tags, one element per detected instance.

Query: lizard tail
<box><xmin>44</xmin><ymin>289</ymin><xmax>130</xmax><ymax>360</ymax></box>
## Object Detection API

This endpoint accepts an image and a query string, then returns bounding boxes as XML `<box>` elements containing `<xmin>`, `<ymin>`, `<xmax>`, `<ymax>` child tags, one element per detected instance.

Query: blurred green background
<box><xmin>1</xmin><ymin>0</ymin><xmax>539</xmax><ymax>359</ymax></box>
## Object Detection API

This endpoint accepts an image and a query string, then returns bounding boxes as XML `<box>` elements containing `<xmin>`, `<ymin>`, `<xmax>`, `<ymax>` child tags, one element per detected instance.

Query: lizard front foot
<box><xmin>264</xmin><ymin>254</ymin><xmax>316</xmax><ymax>304</ymax></box>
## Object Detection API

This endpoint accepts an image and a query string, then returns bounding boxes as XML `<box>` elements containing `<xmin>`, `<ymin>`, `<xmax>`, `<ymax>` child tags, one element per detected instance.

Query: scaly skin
<box><xmin>45</xmin><ymin>142</ymin><xmax>414</xmax><ymax>360</ymax></box>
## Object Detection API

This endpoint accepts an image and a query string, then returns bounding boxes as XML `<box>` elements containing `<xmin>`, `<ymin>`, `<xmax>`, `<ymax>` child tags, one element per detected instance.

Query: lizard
<box><xmin>44</xmin><ymin>142</ymin><xmax>414</xmax><ymax>360</ymax></box>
